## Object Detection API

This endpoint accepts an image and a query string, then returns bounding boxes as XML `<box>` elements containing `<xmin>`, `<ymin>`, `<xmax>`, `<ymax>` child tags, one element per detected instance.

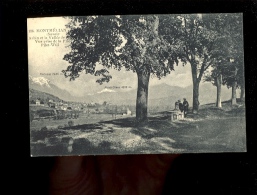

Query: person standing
<box><xmin>183</xmin><ymin>98</ymin><xmax>189</xmax><ymax>117</ymax></box>
<box><xmin>178</xmin><ymin>100</ymin><xmax>183</xmax><ymax>113</ymax></box>
<box><xmin>175</xmin><ymin>100</ymin><xmax>180</xmax><ymax>110</ymax></box>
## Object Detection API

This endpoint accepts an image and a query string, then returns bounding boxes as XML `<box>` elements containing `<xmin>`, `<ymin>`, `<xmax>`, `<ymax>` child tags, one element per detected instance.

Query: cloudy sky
<box><xmin>28</xmin><ymin>16</ymin><xmax>193</xmax><ymax>97</ymax></box>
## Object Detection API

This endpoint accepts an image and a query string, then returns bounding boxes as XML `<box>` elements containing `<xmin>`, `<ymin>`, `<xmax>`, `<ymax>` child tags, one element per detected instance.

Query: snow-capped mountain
<box><xmin>29</xmin><ymin>75</ymin><xmax>51</xmax><ymax>88</ymax></box>
<box><xmin>29</xmin><ymin>75</ymin><xmax>232</xmax><ymax>106</ymax></box>
<box><xmin>80</xmin><ymin>82</ymin><xmax>232</xmax><ymax>106</ymax></box>
<box><xmin>29</xmin><ymin>75</ymin><xmax>75</xmax><ymax>101</ymax></box>
<box><xmin>97</xmin><ymin>88</ymin><xmax>116</xmax><ymax>94</ymax></box>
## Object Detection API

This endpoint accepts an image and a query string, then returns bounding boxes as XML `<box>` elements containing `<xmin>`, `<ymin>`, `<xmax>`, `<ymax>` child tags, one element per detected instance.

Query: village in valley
<box><xmin>32</xmin><ymin>98</ymin><xmax>133</xmax><ymax>114</ymax></box>
<box><xmin>29</xmin><ymin>94</ymin><xmax>134</xmax><ymax>122</ymax></box>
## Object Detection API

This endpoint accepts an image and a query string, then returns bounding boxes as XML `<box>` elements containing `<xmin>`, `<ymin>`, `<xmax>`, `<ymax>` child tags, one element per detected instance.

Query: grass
<box><xmin>30</xmin><ymin>100</ymin><xmax>246</xmax><ymax>156</ymax></box>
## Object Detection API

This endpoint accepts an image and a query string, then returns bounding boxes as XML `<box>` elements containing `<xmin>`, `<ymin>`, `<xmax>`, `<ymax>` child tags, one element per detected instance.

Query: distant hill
<box><xmin>29</xmin><ymin>75</ymin><xmax>233</xmax><ymax>107</ymax></box>
<box><xmin>29</xmin><ymin>88</ymin><xmax>66</xmax><ymax>103</ymax></box>
<box><xmin>79</xmin><ymin>82</ymin><xmax>232</xmax><ymax>107</ymax></box>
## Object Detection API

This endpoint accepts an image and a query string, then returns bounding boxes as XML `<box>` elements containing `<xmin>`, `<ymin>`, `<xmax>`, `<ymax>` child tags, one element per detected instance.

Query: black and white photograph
<box><xmin>28</xmin><ymin>14</ymin><xmax>246</xmax><ymax>156</ymax></box>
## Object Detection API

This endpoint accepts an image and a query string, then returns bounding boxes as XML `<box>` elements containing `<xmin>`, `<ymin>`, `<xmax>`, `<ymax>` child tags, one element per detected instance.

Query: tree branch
<box><xmin>183</xmin><ymin>44</ymin><xmax>191</xmax><ymax>62</ymax></box>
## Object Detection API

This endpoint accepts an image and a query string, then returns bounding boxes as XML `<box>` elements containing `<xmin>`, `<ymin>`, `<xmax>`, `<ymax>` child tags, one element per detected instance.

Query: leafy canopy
<box><xmin>63</xmin><ymin>15</ymin><xmax>181</xmax><ymax>84</ymax></box>
<box><xmin>201</xmin><ymin>14</ymin><xmax>244</xmax><ymax>88</ymax></box>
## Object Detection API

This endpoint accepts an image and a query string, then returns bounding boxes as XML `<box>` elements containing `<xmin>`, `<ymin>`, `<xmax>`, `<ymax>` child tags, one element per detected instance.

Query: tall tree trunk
<box><xmin>191</xmin><ymin>64</ymin><xmax>200</xmax><ymax>113</ymax></box>
<box><xmin>231</xmin><ymin>81</ymin><xmax>237</xmax><ymax>105</ymax></box>
<box><xmin>240</xmin><ymin>80</ymin><xmax>245</xmax><ymax>102</ymax></box>
<box><xmin>216</xmin><ymin>74</ymin><xmax>222</xmax><ymax>108</ymax></box>
<box><xmin>239</xmin><ymin>63</ymin><xmax>245</xmax><ymax>102</ymax></box>
<box><xmin>136</xmin><ymin>71</ymin><xmax>150</xmax><ymax>124</ymax></box>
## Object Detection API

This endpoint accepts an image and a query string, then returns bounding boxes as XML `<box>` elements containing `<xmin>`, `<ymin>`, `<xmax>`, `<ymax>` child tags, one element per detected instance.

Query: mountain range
<box><xmin>29</xmin><ymin>76</ymin><xmax>76</xmax><ymax>101</ymax></box>
<box><xmin>29</xmin><ymin>75</ymin><xmax>232</xmax><ymax>107</ymax></box>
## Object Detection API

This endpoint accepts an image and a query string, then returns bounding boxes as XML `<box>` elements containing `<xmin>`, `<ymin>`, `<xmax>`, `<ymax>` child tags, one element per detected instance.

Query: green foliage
<box><xmin>158</xmin><ymin>13</ymin><xmax>243</xmax><ymax>88</ymax></box>
<box><xmin>117</xmin><ymin>15</ymin><xmax>179</xmax><ymax>78</ymax></box>
<box><xmin>63</xmin><ymin>16</ymin><xmax>121</xmax><ymax>83</ymax></box>
<box><xmin>62</xmin><ymin>15</ymin><xmax>181</xmax><ymax>82</ymax></box>
<box><xmin>202</xmin><ymin>14</ymin><xmax>244</xmax><ymax>88</ymax></box>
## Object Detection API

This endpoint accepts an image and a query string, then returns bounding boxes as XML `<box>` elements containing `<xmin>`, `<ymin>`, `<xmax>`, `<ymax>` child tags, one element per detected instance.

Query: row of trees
<box><xmin>62</xmin><ymin>14</ymin><xmax>244</xmax><ymax>123</ymax></box>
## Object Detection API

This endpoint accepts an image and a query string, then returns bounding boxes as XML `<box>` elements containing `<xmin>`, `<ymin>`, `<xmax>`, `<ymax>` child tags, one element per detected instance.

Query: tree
<box><xmin>238</xmin><ymin>64</ymin><xmax>245</xmax><ymax>102</ymax></box>
<box><xmin>166</xmin><ymin>14</ymin><xmax>244</xmax><ymax>111</ymax></box>
<box><xmin>202</xmin><ymin>14</ymin><xmax>242</xmax><ymax>108</ymax></box>
<box><xmin>164</xmin><ymin>14</ymin><xmax>218</xmax><ymax>113</ymax></box>
<box><xmin>63</xmin><ymin>15</ymin><xmax>180</xmax><ymax>123</ymax></box>
<box><xmin>222</xmin><ymin>60</ymin><xmax>240</xmax><ymax>105</ymax></box>
<box><xmin>204</xmin><ymin>66</ymin><xmax>223</xmax><ymax>108</ymax></box>
<box><xmin>216</xmin><ymin>13</ymin><xmax>244</xmax><ymax>105</ymax></box>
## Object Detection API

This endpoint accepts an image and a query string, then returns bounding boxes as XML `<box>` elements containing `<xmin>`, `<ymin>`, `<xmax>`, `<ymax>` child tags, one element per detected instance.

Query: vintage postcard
<box><xmin>28</xmin><ymin>14</ymin><xmax>246</xmax><ymax>157</ymax></box>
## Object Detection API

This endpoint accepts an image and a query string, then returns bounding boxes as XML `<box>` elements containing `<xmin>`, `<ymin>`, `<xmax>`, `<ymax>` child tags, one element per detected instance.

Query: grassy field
<box><xmin>30</xmin><ymin>101</ymin><xmax>246</xmax><ymax>156</ymax></box>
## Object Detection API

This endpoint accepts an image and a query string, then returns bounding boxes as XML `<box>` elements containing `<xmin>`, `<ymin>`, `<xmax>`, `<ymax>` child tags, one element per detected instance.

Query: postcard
<box><xmin>28</xmin><ymin>14</ymin><xmax>246</xmax><ymax>156</ymax></box>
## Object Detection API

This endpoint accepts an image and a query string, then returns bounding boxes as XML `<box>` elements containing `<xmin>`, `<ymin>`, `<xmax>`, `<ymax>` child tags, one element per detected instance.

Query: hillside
<box><xmin>29</xmin><ymin>75</ymin><xmax>76</xmax><ymax>101</ymax></box>
<box><xmin>29</xmin><ymin>75</ymin><xmax>234</xmax><ymax>107</ymax></box>
<box><xmin>81</xmin><ymin>82</ymin><xmax>232</xmax><ymax>107</ymax></box>
<box><xmin>29</xmin><ymin>88</ymin><xmax>66</xmax><ymax>103</ymax></box>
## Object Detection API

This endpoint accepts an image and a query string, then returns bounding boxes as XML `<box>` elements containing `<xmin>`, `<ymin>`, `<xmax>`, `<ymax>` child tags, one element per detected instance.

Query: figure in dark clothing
<box><xmin>183</xmin><ymin>98</ymin><xmax>189</xmax><ymax>117</ymax></box>
<box><xmin>175</xmin><ymin>100</ymin><xmax>180</xmax><ymax>110</ymax></box>
<box><xmin>178</xmin><ymin>100</ymin><xmax>184</xmax><ymax>112</ymax></box>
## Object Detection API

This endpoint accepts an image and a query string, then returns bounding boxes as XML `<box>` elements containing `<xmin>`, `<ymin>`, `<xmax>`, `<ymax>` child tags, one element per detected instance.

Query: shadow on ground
<box><xmin>31</xmin><ymin>101</ymin><xmax>246</xmax><ymax>156</ymax></box>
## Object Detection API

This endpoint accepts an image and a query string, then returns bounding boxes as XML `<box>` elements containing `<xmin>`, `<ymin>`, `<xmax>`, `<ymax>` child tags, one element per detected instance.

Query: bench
<box><xmin>168</xmin><ymin>110</ymin><xmax>184</xmax><ymax>122</ymax></box>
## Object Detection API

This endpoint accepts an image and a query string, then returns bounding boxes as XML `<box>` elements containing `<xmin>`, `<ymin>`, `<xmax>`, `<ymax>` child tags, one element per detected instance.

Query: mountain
<box><xmin>29</xmin><ymin>75</ymin><xmax>232</xmax><ymax>107</ymax></box>
<box><xmin>145</xmin><ymin>83</ymin><xmax>231</xmax><ymax>109</ymax></box>
<box><xmin>80</xmin><ymin>82</ymin><xmax>232</xmax><ymax>107</ymax></box>
<box><xmin>29</xmin><ymin>88</ymin><xmax>65</xmax><ymax>103</ymax></box>
<box><xmin>29</xmin><ymin>75</ymin><xmax>76</xmax><ymax>101</ymax></box>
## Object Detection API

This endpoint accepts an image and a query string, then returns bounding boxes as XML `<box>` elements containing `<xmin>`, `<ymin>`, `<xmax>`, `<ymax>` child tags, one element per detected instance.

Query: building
<box><xmin>36</xmin><ymin>99</ymin><xmax>40</xmax><ymax>106</ymax></box>
<box><xmin>127</xmin><ymin>108</ymin><xmax>132</xmax><ymax>115</ymax></box>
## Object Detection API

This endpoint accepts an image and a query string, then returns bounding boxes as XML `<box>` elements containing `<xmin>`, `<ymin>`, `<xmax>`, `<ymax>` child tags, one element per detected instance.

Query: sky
<box><xmin>27</xmin><ymin>16</ymin><xmax>194</xmax><ymax>97</ymax></box>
